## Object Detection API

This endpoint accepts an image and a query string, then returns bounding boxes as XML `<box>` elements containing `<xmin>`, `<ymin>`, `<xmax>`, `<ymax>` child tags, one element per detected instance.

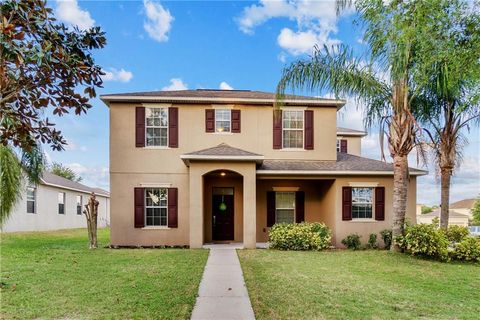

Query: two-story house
<box><xmin>101</xmin><ymin>89</ymin><xmax>426</xmax><ymax>248</ymax></box>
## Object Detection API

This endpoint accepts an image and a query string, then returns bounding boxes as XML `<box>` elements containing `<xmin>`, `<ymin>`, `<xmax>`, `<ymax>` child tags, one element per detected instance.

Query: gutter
<box><xmin>100</xmin><ymin>95</ymin><xmax>346</xmax><ymax>109</ymax></box>
<box><xmin>255</xmin><ymin>170</ymin><xmax>428</xmax><ymax>176</ymax></box>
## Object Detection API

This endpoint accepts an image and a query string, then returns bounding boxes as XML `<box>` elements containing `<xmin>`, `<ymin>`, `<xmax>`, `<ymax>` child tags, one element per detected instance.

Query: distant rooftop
<box><xmin>41</xmin><ymin>171</ymin><xmax>109</xmax><ymax>197</ymax></box>
<box><xmin>450</xmin><ymin>198</ymin><xmax>476</xmax><ymax>209</ymax></box>
<box><xmin>101</xmin><ymin>89</ymin><xmax>346</xmax><ymax>108</ymax></box>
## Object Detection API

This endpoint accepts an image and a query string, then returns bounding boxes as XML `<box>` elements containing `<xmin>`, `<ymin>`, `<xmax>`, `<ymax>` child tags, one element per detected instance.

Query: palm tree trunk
<box><xmin>439</xmin><ymin>168</ymin><xmax>451</xmax><ymax>230</ymax></box>
<box><xmin>391</xmin><ymin>154</ymin><xmax>409</xmax><ymax>252</ymax></box>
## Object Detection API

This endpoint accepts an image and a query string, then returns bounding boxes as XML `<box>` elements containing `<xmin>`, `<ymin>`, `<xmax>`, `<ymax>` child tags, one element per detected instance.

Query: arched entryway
<box><xmin>203</xmin><ymin>170</ymin><xmax>244</xmax><ymax>243</ymax></box>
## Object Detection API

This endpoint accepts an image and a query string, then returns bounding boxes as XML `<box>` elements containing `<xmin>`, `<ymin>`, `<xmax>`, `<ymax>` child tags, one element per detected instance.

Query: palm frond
<box><xmin>21</xmin><ymin>144</ymin><xmax>45</xmax><ymax>184</ymax></box>
<box><xmin>0</xmin><ymin>145</ymin><xmax>23</xmax><ymax>226</ymax></box>
<box><xmin>277</xmin><ymin>45</ymin><xmax>390</xmax><ymax>127</ymax></box>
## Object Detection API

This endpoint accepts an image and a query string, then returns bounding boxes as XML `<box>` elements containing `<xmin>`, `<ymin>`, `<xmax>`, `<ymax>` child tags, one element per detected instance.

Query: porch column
<box><xmin>243</xmin><ymin>169</ymin><xmax>256</xmax><ymax>249</ymax></box>
<box><xmin>189</xmin><ymin>166</ymin><xmax>203</xmax><ymax>248</ymax></box>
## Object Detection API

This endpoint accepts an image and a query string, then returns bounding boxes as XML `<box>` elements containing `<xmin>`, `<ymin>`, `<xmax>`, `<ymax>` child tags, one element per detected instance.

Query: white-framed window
<box><xmin>76</xmin><ymin>195</ymin><xmax>83</xmax><ymax>215</ymax></box>
<box><xmin>145</xmin><ymin>188</ymin><xmax>168</xmax><ymax>226</ymax></box>
<box><xmin>58</xmin><ymin>192</ymin><xmax>65</xmax><ymax>214</ymax></box>
<box><xmin>215</xmin><ymin>109</ymin><xmax>231</xmax><ymax>133</ymax></box>
<box><xmin>282</xmin><ymin>110</ymin><xmax>304</xmax><ymax>149</ymax></box>
<box><xmin>352</xmin><ymin>187</ymin><xmax>373</xmax><ymax>219</ymax></box>
<box><xmin>26</xmin><ymin>186</ymin><xmax>36</xmax><ymax>214</ymax></box>
<box><xmin>275</xmin><ymin>192</ymin><xmax>295</xmax><ymax>223</ymax></box>
<box><xmin>146</xmin><ymin>107</ymin><xmax>168</xmax><ymax>147</ymax></box>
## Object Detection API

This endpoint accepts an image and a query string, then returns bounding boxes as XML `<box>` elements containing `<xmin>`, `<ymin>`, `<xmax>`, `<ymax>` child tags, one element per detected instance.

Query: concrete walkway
<box><xmin>191</xmin><ymin>244</ymin><xmax>255</xmax><ymax>320</ymax></box>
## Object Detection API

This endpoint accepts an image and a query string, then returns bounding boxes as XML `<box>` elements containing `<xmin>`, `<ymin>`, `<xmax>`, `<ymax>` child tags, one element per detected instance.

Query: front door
<box><xmin>212</xmin><ymin>188</ymin><xmax>234</xmax><ymax>241</ymax></box>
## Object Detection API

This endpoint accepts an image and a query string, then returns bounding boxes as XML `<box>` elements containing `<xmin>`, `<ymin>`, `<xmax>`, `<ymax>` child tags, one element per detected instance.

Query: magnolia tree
<box><xmin>83</xmin><ymin>193</ymin><xmax>100</xmax><ymax>249</ymax></box>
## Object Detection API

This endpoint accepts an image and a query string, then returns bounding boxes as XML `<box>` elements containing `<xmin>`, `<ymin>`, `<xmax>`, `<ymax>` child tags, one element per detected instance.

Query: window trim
<box><xmin>275</xmin><ymin>191</ymin><xmax>296</xmax><ymax>224</ymax></box>
<box><xmin>26</xmin><ymin>186</ymin><xmax>36</xmax><ymax>214</ymax></box>
<box><xmin>145</xmin><ymin>107</ymin><xmax>169</xmax><ymax>147</ymax></box>
<box><xmin>76</xmin><ymin>195</ymin><xmax>83</xmax><ymax>215</ymax></box>
<box><xmin>351</xmin><ymin>187</ymin><xmax>375</xmax><ymax>220</ymax></box>
<box><xmin>144</xmin><ymin>188</ymin><xmax>168</xmax><ymax>227</ymax></box>
<box><xmin>214</xmin><ymin>109</ymin><xmax>232</xmax><ymax>133</ymax></box>
<box><xmin>281</xmin><ymin>110</ymin><xmax>304</xmax><ymax>149</ymax></box>
<box><xmin>58</xmin><ymin>192</ymin><xmax>65</xmax><ymax>215</ymax></box>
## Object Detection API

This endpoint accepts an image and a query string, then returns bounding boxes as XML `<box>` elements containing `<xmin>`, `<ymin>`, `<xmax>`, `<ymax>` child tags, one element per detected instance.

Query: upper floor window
<box><xmin>352</xmin><ymin>187</ymin><xmax>373</xmax><ymax>219</ymax></box>
<box><xmin>282</xmin><ymin>110</ymin><xmax>304</xmax><ymax>149</ymax></box>
<box><xmin>146</xmin><ymin>107</ymin><xmax>168</xmax><ymax>147</ymax></box>
<box><xmin>275</xmin><ymin>192</ymin><xmax>295</xmax><ymax>223</ymax></box>
<box><xmin>58</xmin><ymin>192</ymin><xmax>65</xmax><ymax>214</ymax></box>
<box><xmin>145</xmin><ymin>188</ymin><xmax>168</xmax><ymax>226</ymax></box>
<box><xmin>76</xmin><ymin>195</ymin><xmax>83</xmax><ymax>215</ymax></box>
<box><xmin>215</xmin><ymin>109</ymin><xmax>231</xmax><ymax>133</ymax></box>
<box><xmin>26</xmin><ymin>186</ymin><xmax>36</xmax><ymax>214</ymax></box>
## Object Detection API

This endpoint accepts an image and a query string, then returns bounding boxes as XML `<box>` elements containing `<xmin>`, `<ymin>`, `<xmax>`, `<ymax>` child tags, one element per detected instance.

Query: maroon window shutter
<box><xmin>135</xmin><ymin>107</ymin><xmax>145</xmax><ymax>147</ymax></box>
<box><xmin>134</xmin><ymin>187</ymin><xmax>145</xmax><ymax>228</ymax></box>
<box><xmin>295</xmin><ymin>191</ymin><xmax>305</xmax><ymax>223</ymax></box>
<box><xmin>304</xmin><ymin>110</ymin><xmax>314</xmax><ymax>150</ymax></box>
<box><xmin>340</xmin><ymin>139</ymin><xmax>348</xmax><ymax>153</ymax></box>
<box><xmin>267</xmin><ymin>191</ymin><xmax>276</xmax><ymax>227</ymax></box>
<box><xmin>231</xmin><ymin>110</ymin><xmax>241</xmax><ymax>133</ymax></box>
<box><xmin>273</xmin><ymin>110</ymin><xmax>282</xmax><ymax>149</ymax></box>
<box><xmin>168</xmin><ymin>188</ymin><xmax>178</xmax><ymax>228</ymax></box>
<box><xmin>205</xmin><ymin>109</ymin><xmax>215</xmax><ymax>132</ymax></box>
<box><xmin>168</xmin><ymin>107</ymin><xmax>178</xmax><ymax>148</ymax></box>
<box><xmin>375</xmin><ymin>187</ymin><xmax>385</xmax><ymax>221</ymax></box>
<box><xmin>342</xmin><ymin>187</ymin><xmax>352</xmax><ymax>221</ymax></box>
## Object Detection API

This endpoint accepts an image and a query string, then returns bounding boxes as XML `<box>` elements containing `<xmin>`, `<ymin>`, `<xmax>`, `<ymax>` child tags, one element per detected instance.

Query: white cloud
<box><xmin>277</xmin><ymin>28</ymin><xmax>341</xmax><ymax>55</ymax></box>
<box><xmin>161</xmin><ymin>78</ymin><xmax>188</xmax><ymax>91</ymax></box>
<box><xmin>143</xmin><ymin>0</ymin><xmax>174</xmax><ymax>42</ymax></box>
<box><xmin>237</xmin><ymin>0</ymin><xmax>346</xmax><ymax>55</ymax></box>
<box><xmin>219</xmin><ymin>81</ymin><xmax>233</xmax><ymax>90</ymax></box>
<box><xmin>55</xmin><ymin>0</ymin><xmax>95</xmax><ymax>30</ymax></box>
<box><xmin>102</xmin><ymin>68</ymin><xmax>133</xmax><ymax>83</ymax></box>
<box><xmin>68</xmin><ymin>163</ymin><xmax>109</xmax><ymax>190</ymax></box>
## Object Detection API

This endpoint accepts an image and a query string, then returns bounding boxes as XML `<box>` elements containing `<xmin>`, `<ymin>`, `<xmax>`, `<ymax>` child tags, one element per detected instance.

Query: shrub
<box><xmin>397</xmin><ymin>224</ymin><xmax>449</xmax><ymax>261</ymax></box>
<box><xmin>451</xmin><ymin>237</ymin><xmax>480</xmax><ymax>262</ymax></box>
<box><xmin>380</xmin><ymin>229</ymin><xmax>392</xmax><ymax>250</ymax></box>
<box><xmin>341</xmin><ymin>234</ymin><xmax>362</xmax><ymax>250</ymax></box>
<box><xmin>444</xmin><ymin>225</ymin><xmax>470</xmax><ymax>243</ymax></box>
<box><xmin>269</xmin><ymin>222</ymin><xmax>332</xmax><ymax>251</ymax></box>
<box><xmin>367</xmin><ymin>233</ymin><xmax>378</xmax><ymax>249</ymax></box>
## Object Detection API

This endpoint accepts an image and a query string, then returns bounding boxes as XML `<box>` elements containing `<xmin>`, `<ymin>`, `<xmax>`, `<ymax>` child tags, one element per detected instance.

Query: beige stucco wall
<box><xmin>2</xmin><ymin>182</ymin><xmax>109</xmax><ymax>233</ymax></box>
<box><xmin>109</xmin><ymin>102</ymin><xmax>339</xmax><ymax>177</ymax></box>
<box><xmin>332</xmin><ymin>176</ymin><xmax>417</xmax><ymax>247</ymax></box>
<box><xmin>108</xmin><ymin>101</ymin><xmax>420</xmax><ymax>248</ymax></box>
<box><xmin>255</xmin><ymin>179</ymin><xmax>335</xmax><ymax>242</ymax></box>
<box><xmin>203</xmin><ymin>173</ymin><xmax>244</xmax><ymax>243</ymax></box>
<box><xmin>337</xmin><ymin>136</ymin><xmax>362</xmax><ymax>156</ymax></box>
<box><xmin>110</xmin><ymin>172</ymin><xmax>190</xmax><ymax>246</ymax></box>
<box><xmin>255</xmin><ymin>175</ymin><xmax>417</xmax><ymax>247</ymax></box>
<box><xmin>187</xmin><ymin>161</ymin><xmax>256</xmax><ymax>248</ymax></box>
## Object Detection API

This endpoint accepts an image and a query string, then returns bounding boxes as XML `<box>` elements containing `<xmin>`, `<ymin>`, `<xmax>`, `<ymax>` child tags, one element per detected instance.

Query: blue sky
<box><xmin>46</xmin><ymin>0</ymin><xmax>479</xmax><ymax>205</ymax></box>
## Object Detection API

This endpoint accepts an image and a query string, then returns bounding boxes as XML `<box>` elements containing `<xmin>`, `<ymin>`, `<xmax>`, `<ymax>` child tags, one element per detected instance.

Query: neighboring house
<box><xmin>417</xmin><ymin>209</ymin><xmax>469</xmax><ymax>227</ymax></box>
<box><xmin>2</xmin><ymin>172</ymin><xmax>110</xmax><ymax>232</ymax></box>
<box><xmin>101</xmin><ymin>89</ymin><xmax>426</xmax><ymax>248</ymax></box>
<box><xmin>416</xmin><ymin>198</ymin><xmax>477</xmax><ymax>227</ymax></box>
<box><xmin>449</xmin><ymin>198</ymin><xmax>476</xmax><ymax>219</ymax></box>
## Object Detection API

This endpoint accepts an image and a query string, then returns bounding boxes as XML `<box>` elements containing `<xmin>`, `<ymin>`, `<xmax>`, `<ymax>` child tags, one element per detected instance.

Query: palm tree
<box><xmin>0</xmin><ymin>144</ymin><xmax>44</xmax><ymax>226</ymax></box>
<box><xmin>276</xmin><ymin>1</ymin><xmax>428</xmax><ymax>251</ymax></box>
<box><xmin>414</xmin><ymin>1</ymin><xmax>480</xmax><ymax>230</ymax></box>
<box><xmin>417</xmin><ymin>65</ymin><xmax>480</xmax><ymax>230</ymax></box>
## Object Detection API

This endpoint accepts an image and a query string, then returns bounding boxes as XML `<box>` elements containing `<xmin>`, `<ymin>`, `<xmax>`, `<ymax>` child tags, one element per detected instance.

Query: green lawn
<box><xmin>1</xmin><ymin>228</ymin><xmax>208</xmax><ymax>320</ymax></box>
<box><xmin>238</xmin><ymin>250</ymin><xmax>480</xmax><ymax>320</ymax></box>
